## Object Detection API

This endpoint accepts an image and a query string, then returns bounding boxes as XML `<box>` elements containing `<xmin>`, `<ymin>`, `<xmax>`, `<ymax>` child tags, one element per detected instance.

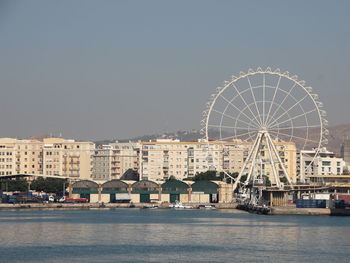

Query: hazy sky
<box><xmin>0</xmin><ymin>0</ymin><xmax>349</xmax><ymax>141</ymax></box>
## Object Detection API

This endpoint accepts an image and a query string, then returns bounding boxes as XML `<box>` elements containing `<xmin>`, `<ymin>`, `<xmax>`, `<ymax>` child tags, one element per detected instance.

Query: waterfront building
<box><xmin>91</xmin><ymin>142</ymin><xmax>140</xmax><ymax>181</ymax></box>
<box><xmin>138</xmin><ymin>138</ymin><xmax>297</xmax><ymax>184</ymax></box>
<box><xmin>70</xmin><ymin>178</ymin><xmax>234</xmax><ymax>204</ymax></box>
<box><xmin>91</xmin><ymin>145</ymin><xmax>113</xmax><ymax>181</ymax></box>
<box><xmin>0</xmin><ymin>137</ymin><xmax>94</xmax><ymax>180</ymax></box>
<box><xmin>0</xmin><ymin>138</ymin><xmax>43</xmax><ymax>176</ymax></box>
<box><xmin>223</xmin><ymin>140</ymin><xmax>297</xmax><ymax>184</ymax></box>
<box><xmin>109</xmin><ymin>142</ymin><xmax>140</xmax><ymax>179</ymax></box>
<box><xmin>139</xmin><ymin>139</ymin><xmax>223</xmax><ymax>181</ymax></box>
<box><xmin>299</xmin><ymin>148</ymin><xmax>346</xmax><ymax>182</ymax></box>
<box><xmin>0</xmin><ymin>136</ymin><xmax>297</xmax><ymax>185</ymax></box>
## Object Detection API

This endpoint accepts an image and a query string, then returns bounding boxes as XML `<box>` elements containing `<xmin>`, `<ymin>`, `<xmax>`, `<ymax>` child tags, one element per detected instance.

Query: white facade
<box><xmin>300</xmin><ymin>148</ymin><xmax>346</xmax><ymax>181</ymax></box>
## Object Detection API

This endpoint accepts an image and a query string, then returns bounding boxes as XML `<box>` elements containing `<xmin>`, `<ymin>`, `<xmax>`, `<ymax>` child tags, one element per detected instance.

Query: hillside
<box><xmin>101</xmin><ymin>123</ymin><xmax>350</xmax><ymax>156</ymax></box>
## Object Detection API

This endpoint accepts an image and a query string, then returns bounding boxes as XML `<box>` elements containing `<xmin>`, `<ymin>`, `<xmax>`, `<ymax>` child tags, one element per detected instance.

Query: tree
<box><xmin>30</xmin><ymin>177</ymin><xmax>67</xmax><ymax>195</ymax></box>
<box><xmin>239</xmin><ymin>174</ymin><xmax>247</xmax><ymax>183</ymax></box>
<box><xmin>280</xmin><ymin>176</ymin><xmax>288</xmax><ymax>184</ymax></box>
<box><xmin>194</xmin><ymin>170</ymin><xmax>222</xmax><ymax>181</ymax></box>
<box><xmin>5</xmin><ymin>179</ymin><xmax>29</xmax><ymax>192</ymax></box>
<box><xmin>167</xmin><ymin>175</ymin><xmax>176</xmax><ymax>181</ymax></box>
<box><xmin>262</xmin><ymin>175</ymin><xmax>271</xmax><ymax>186</ymax></box>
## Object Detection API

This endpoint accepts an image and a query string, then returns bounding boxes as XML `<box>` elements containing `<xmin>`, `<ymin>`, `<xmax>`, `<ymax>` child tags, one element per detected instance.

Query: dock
<box><xmin>236</xmin><ymin>204</ymin><xmax>350</xmax><ymax>216</ymax></box>
<box><xmin>0</xmin><ymin>202</ymin><xmax>238</xmax><ymax>210</ymax></box>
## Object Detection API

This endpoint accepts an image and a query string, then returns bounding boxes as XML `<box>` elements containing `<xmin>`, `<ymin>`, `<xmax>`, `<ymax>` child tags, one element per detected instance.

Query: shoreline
<box><xmin>0</xmin><ymin>202</ymin><xmax>237</xmax><ymax>210</ymax></box>
<box><xmin>1</xmin><ymin>203</ymin><xmax>350</xmax><ymax>216</ymax></box>
<box><xmin>236</xmin><ymin>204</ymin><xmax>350</xmax><ymax>216</ymax></box>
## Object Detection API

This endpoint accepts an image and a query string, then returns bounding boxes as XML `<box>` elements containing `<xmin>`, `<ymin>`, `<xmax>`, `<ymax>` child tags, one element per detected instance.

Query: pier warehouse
<box><xmin>70</xmin><ymin>179</ymin><xmax>234</xmax><ymax>204</ymax></box>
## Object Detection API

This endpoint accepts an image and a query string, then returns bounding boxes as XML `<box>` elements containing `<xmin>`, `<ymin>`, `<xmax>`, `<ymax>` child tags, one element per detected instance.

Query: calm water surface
<box><xmin>0</xmin><ymin>209</ymin><xmax>349</xmax><ymax>263</ymax></box>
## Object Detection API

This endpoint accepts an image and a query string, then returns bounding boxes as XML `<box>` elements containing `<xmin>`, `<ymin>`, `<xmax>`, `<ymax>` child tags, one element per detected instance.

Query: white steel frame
<box><xmin>201</xmin><ymin>67</ymin><xmax>327</xmax><ymax>191</ymax></box>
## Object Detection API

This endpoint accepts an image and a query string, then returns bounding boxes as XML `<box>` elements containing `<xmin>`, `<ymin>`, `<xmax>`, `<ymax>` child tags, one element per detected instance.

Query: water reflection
<box><xmin>0</xmin><ymin>209</ymin><xmax>349</xmax><ymax>263</ymax></box>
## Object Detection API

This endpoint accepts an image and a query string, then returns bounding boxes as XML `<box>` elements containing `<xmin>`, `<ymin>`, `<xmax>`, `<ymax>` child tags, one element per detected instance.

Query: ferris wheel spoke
<box><xmin>219</xmin><ymin>130</ymin><xmax>256</xmax><ymax>141</ymax></box>
<box><xmin>269</xmin><ymin>130</ymin><xmax>319</xmax><ymax>144</ymax></box>
<box><xmin>247</xmin><ymin>76</ymin><xmax>263</xmax><ymax>125</ymax></box>
<box><xmin>247</xmin><ymin>127</ymin><xmax>256</xmax><ymax>142</ymax></box>
<box><xmin>234</xmin><ymin>100</ymin><xmax>268</xmax><ymax>131</ymax></box>
<box><xmin>269</xmin><ymin>108</ymin><xmax>317</xmax><ymax>129</ymax></box>
<box><xmin>265</xmin><ymin>82</ymin><xmax>297</xmax><ymax>126</ymax></box>
<box><xmin>208</xmin><ymin>124</ymin><xmax>258</xmax><ymax>131</ymax></box>
<box><xmin>211</xmin><ymin>109</ymin><xmax>259</xmax><ymax>128</ymax></box>
<box><xmin>266</xmin><ymin>85</ymin><xmax>316</xmax><ymax>134</ymax></box>
<box><xmin>234</xmin><ymin>130</ymin><xmax>258</xmax><ymax>139</ymax></box>
<box><xmin>268</xmin><ymin>104</ymin><xmax>293</xmax><ymax>142</ymax></box>
<box><xmin>229</xmin><ymin>83</ymin><xmax>262</xmax><ymax>126</ymax></box>
<box><xmin>269</xmin><ymin>124</ymin><xmax>320</xmax><ymax>131</ymax></box>
<box><xmin>267</xmin><ymin>93</ymin><xmax>310</xmax><ymax>127</ymax></box>
<box><xmin>303</xmin><ymin>105</ymin><xmax>311</xmax><ymax>151</ymax></box>
<box><xmin>264</xmin><ymin>75</ymin><xmax>281</xmax><ymax>126</ymax></box>
<box><xmin>263</xmin><ymin>73</ymin><xmax>266</xmax><ymax>124</ymax></box>
<box><xmin>219</xmin><ymin>94</ymin><xmax>261</xmax><ymax>128</ymax></box>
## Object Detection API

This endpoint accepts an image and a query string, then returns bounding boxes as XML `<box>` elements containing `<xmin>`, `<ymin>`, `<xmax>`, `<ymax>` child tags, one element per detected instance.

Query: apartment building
<box><xmin>299</xmin><ymin>148</ymin><xmax>346</xmax><ymax>182</ymax></box>
<box><xmin>139</xmin><ymin>139</ymin><xmax>223</xmax><ymax>181</ymax></box>
<box><xmin>109</xmin><ymin>142</ymin><xmax>140</xmax><ymax>179</ymax></box>
<box><xmin>0</xmin><ymin>138</ymin><xmax>43</xmax><ymax>176</ymax></box>
<box><xmin>138</xmin><ymin>139</ymin><xmax>297</xmax><ymax>184</ymax></box>
<box><xmin>220</xmin><ymin>140</ymin><xmax>297</xmax><ymax>184</ymax></box>
<box><xmin>90</xmin><ymin>142</ymin><xmax>140</xmax><ymax>181</ymax></box>
<box><xmin>0</xmin><ymin>137</ymin><xmax>94</xmax><ymax>180</ymax></box>
<box><xmin>91</xmin><ymin>145</ymin><xmax>113</xmax><ymax>181</ymax></box>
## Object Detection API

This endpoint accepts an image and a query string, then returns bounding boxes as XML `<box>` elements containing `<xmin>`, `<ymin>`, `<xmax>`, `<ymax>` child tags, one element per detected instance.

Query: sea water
<box><xmin>0</xmin><ymin>209</ymin><xmax>349</xmax><ymax>263</ymax></box>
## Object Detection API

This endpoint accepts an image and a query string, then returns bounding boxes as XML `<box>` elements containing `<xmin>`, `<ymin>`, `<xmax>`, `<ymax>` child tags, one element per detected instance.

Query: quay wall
<box><xmin>270</xmin><ymin>207</ymin><xmax>331</xmax><ymax>216</ymax></box>
<box><xmin>0</xmin><ymin>202</ymin><xmax>237</xmax><ymax>210</ymax></box>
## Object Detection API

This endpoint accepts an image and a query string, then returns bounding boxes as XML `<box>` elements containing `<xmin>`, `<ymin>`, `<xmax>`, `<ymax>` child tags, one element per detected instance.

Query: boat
<box><xmin>171</xmin><ymin>200</ymin><xmax>193</xmax><ymax>209</ymax></box>
<box><xmin>141</xmin><ymin>204</ymin><xmax>158</xmax><ymax>209</ymax></box>
<box><xmin>198</xmin><ymin>205</ymin><xmax>216</xmax><ymax>210</ymax></box>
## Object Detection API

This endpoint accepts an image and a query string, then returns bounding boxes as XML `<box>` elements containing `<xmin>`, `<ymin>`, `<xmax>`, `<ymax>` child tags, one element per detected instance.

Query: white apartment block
<box><xmin>299</xmin><ymin>148</ymin><xmax>346</xmax><ymax>181</ymax></box>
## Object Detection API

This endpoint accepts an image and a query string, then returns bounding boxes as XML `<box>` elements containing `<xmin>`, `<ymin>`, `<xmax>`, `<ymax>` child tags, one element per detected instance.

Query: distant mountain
<box><xmin>326</xmin><ymin>123</ymin><xmax>350</xmax><ymax>154</ymax></box>
<box><xmin>26</xmin><ymin>133</ymin><xmax>50</xmax><ymax>141</ymax></box>
<box><xmin>95</xmin><ymin>130</ymin><xmax>203</xmax><ymax>145</ymax></box>
<box><xmin>97</xmin><ymin>123</ymin><xmax>350</xmax><ymax>155</ymax></box>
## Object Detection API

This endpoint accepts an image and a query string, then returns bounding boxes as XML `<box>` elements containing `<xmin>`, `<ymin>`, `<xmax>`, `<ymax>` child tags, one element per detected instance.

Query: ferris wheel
<box><xmin>201</xmin><ymin>67</ymin><xmax>328</xmax><ymax>190</ymax></box>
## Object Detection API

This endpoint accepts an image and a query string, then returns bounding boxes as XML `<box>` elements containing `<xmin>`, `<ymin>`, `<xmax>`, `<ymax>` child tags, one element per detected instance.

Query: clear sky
<box><xmin>0</xmin><ymin>0</ymin><xmax>349</xmax><ymax>140</ymax></box>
